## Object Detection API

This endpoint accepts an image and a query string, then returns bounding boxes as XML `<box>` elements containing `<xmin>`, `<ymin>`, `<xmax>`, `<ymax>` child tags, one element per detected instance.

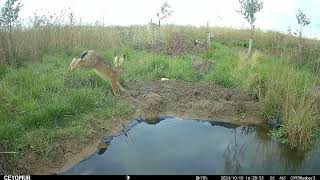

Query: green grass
<box><xmin>123</xmin><ymin>52</ymin><xmax>200</xmax><ymax>82</ymax></box>
<box><xmin>0</xmin><ymin>52</ymin><xmax>133</xmax><ymax>160</ymax></box>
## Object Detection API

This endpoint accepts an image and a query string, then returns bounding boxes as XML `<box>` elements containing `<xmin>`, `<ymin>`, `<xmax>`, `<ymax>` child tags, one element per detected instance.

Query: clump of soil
<box><xmin>0</xmin><ymin>155</ymin><xmax>29</xmax><ymax>174</ymax></box>
<box><xmin>142</xmin><ymin>34</ymin><xmax>208</xmax><ymax>56</ymax></box>
<box><xmin>126</xmin><ymin>80</ymin><xmax>263</xmax><ymax>125</ymax></box>
<box><xmin>137</xmin><ymin>92</ymin><xmax>163</xmax><ymax>113</ymax></box>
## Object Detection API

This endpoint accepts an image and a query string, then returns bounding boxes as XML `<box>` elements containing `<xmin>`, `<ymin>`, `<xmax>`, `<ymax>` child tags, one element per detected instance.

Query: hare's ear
<box><xmin>118</xmin><ymin>54</ymin><xmax>125</xmax><ymax>66</ymax></box>
<box><xmin>75</xmin><ymin>58</ymin><xmax>82</xmax><ymax>64</ymax></box>
<box><xmin>68</xmin><ymin>58</ymin><xmax>81</xmax><ymax>72</ymax></box>
<box><xmin>71</xmin><ymin>58</ymin><xmax>82</xmax><ymax>66</ymax></box>
<box><xmin>70</xmin><ymin>58</ymin><xmax>77</xmax><ymax>65</ymax></box>
<box><xmin>114</xmin><ymin>54</ymin><xmax>119</xmax><ymax>66</ymax></box>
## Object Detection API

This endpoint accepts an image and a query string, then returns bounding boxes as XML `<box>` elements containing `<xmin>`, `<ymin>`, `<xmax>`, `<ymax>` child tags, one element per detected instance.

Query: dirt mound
<box><xmin>0</xmin><ymin>155</ymin><xmax>29</xmax><ymax>174</ymax></box>
<box><xmin>126</xmin><ymin>80</ymin><xmax>263</xmax><ymax>125</ymax></box>
<box><xmin>138</xmin><ymin>92</ymin><xmax>163</xmax><ymax>112</ymax></box>
<box><xmin>143</xmin><ymin>35</ymin><xmax>207</xmax><ymax>56</ymax></box>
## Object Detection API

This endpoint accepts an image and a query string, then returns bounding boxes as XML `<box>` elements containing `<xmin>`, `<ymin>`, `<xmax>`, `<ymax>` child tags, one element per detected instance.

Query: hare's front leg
<box><xmin>117</xmin><ymin>82</ymin><xmax>126</xmax><ymax>92</ymax></box>
<box><xmin>111</xmin><ymin>80</ymin><xmax>120</xmax><ymax>96</ymax></box>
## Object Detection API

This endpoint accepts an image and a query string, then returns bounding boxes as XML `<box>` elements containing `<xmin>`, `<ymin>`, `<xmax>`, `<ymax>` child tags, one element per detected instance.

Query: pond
<box><xmin>60</xmin><ymin>117</ymin><xmax>320</xmax><ymax>175</ymax></box>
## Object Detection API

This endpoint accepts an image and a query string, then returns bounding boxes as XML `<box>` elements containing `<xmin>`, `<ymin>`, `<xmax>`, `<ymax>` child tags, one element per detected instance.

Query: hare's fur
<box><xmin>68</xmin><ymin>50</ymin><xmax>125</xmax><ymax>95</ymax></box>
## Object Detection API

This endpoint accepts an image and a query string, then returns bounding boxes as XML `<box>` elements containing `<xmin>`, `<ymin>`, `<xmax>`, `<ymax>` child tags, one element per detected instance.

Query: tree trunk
<box><xmin>157</xmin><ymin>19</ymin><xmax>161</xmax><ymax>42</ymax></box>
<box><xmin>299</xmin><ymin>25</ymin><xmax>303</xmax><ymax>52</ymax></box>
<box><xmin>9</xmin><ymin>25</ymin><xmax>12</xmax><ymax>41</ymax></box>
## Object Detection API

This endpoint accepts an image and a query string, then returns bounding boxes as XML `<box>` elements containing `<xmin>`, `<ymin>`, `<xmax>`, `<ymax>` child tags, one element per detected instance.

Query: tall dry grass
<box><xmin>0</xmin><ymin>15</ymin><xmax>319</xmax><ymax>68</ymax></box>
<box><xmin>260</xmin><ymin>59</ymin><xmax>319</xmax><ymax>149</ymax></box>
<box><xmin>0</xmin><ymin>25</ymin><xmax>151</xmax><ymax>65</ymax></box>
<box><xmin>234</xmin><ymin>46</ymin><xmax>319</xmax><ymax>150</ymax></box>
<box><xmin>283</xmin><ymin>89</ymin><xmax>318</xmax><ymax>149</ymax></box>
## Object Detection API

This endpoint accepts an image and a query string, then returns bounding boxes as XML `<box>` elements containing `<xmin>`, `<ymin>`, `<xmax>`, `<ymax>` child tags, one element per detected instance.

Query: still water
<box><xmin>61</xmin><ymin>117</ymin><xmax>320</xmax><ymax>175</ymax></box>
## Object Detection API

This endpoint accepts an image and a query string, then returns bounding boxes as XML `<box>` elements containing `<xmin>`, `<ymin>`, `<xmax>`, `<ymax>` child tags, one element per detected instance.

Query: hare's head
<box><xmin>68</xmin><ymin>50</ymin><xmax>98</xmax><ymax>72</ymax></box>
<box><xmin>68</xmin><ymin>58</ymin><xmax>81</xmax><ymax>72</ymax></box>
<box><xmin>113</xmin><ymin>54</ymin><xmax>125</xmax><ymax>70</ymax></box>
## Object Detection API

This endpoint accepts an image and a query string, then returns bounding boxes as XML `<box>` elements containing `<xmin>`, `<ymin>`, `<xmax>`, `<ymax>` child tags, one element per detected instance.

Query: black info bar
<box><xmin>1</xmin><ymin>175</ymin><xmax>319</xmax><ymax>180</ymax></box>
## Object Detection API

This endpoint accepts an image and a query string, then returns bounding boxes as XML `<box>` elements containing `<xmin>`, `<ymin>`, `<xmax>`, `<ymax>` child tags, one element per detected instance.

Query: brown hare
<box><xmin>68</xmin><ymin>50</ymin><xmax>126</xmax><ymax>96</ymax></box>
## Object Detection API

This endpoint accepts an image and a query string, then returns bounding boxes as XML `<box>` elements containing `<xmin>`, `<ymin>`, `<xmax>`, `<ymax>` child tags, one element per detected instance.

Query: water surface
<box><xmin>61</xmin><ymin>117</ymin><xmax>320</xmax><ymax>175</ymax></box>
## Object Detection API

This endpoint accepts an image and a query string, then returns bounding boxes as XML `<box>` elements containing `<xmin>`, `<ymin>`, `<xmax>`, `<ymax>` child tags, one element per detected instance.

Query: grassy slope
<box><xmin>0</xmin><ymin>40</ymin><xmax>319</xmax><ymax>173</ymax></box>
<box><xmin>0</xmin><ymin>51</ymin><xmax>132</xmax><ymax>160</ymax></box>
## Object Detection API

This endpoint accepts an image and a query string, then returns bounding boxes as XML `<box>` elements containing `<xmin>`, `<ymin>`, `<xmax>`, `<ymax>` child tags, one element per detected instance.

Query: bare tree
<box><xmin>0</xmin><ymin>0</ymin><xmax>22</xmax><ymax>38</ymax></box>
<box><xmin>156</xmin><ymin>1</ymin><xmax>173</xmax><ymax>27</ymax></box>
<box><xmin>237</xmin><ymin>0</ymin><xmax>263</xmax><ymax>58</ymax></box>
<box><xmin>147</xmin><ymin>1</ymin><xmax>173</xmax><ymax>44</ymax></box>
<box><xmin>68</xmin><ymin>8</ymin><xmax>76</xmax><ymax>27</ymax></box>
<box><xmin>296</xmin><ymin>9</ymin><xmax>310</xmax><ymax>49</ymax></box>
<box><xmin>148</xmin><ymin>19</ymin><xmax>160</xmax><ymax>44</ymax></box>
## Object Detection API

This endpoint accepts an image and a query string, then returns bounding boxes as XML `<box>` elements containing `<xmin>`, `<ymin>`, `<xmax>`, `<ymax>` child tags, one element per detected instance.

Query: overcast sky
<box><xmin>9</xmin><ymin>0</ymin><xmax>320</xmax><ymax>39</ymax></box>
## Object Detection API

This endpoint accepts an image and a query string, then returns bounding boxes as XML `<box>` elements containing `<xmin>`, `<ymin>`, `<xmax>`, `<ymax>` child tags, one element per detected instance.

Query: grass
<box><xmin>232</xmin><ymin>50</ymin><xmax>319</xmax><ymax>149</ymax></box>
<box><xmin>0</xmin><ymin>24</ymin><xmax>319</xmax><ymax>173</ymax></box>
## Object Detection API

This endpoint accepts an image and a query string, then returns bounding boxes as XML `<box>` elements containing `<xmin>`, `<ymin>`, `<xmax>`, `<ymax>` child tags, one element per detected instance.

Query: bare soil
<box><xmin>126</xmin><ymin>80</ymin><xmax>263</xmax><ymax>125</ymax></box>
<box><xmin>9</xmin><ymin>80</ymin><xmax>264</xmax><ymax>174</ymax></box>
<box><xmin>140</xmin><ymin>35</ymin><xmax>208</xmax><ymax>56</ymax></box>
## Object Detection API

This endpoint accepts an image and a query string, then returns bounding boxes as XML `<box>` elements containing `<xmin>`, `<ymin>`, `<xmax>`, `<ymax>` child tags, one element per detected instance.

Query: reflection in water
<box><xmin>61</xmin><ymin>117</ymin><xmax>320</xmax><ymax>175</ymax></box>
<box><xmin>223</xmin><ymin>129</ymin><xmax>241</xmax><ymax>174</ymax></box>
<box><xmin>221</xmin><ymin>125</ymin><xmax>310</xmax><ymax>175</ymax></box>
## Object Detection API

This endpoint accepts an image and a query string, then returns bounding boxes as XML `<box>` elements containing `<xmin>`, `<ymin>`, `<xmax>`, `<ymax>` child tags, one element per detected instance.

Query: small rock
<box><xmin>161</xmin><ymin>78</ymin><xmax>169</xmax><ymax>81</ymax></box>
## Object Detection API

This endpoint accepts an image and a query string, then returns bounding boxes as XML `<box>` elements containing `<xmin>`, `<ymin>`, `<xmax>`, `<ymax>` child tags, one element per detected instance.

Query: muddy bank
<box><xmin>17</xmin><ymin>114</ymin><xmax>134</xmax><ymax>175</ymax></box>
<box><xmin>126</xmin><ymin>80</ymin><xmax>263</xmax><ymax>125</ymax></box>
<box><xmin>137</xmin><ymin>34</ymin><xmax>207</xmax><ymax>56</ymax></box>
<box><xmin>12</xmin><ymin>80</ymin><xmax>264</xmax><ymax>174</ymax></box>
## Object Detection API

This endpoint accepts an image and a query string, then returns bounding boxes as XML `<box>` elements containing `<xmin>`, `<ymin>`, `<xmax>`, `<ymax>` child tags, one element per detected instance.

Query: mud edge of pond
<box><xmin>18</xmin><ymin>80</ymin><xmax>265</xmax><ymax>174</ymax></box>
<box><xmin>127</xmin><ymin>80</ymin><xmax>264</xmax><ymax>125</ymax></box>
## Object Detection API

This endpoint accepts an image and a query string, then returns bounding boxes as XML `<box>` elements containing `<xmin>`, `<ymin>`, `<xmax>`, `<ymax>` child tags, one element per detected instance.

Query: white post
<box><xmin>207</xmin><ymin>21</ymin><xmax>211</xmax><ymax>45</ymax></box>
<box><xmin>247</xmin><ymin>39</ymin><xmax>253</xmax><ymax>59</ymax></box>
<box><xmin>247</xmin><ymin>26</ymin><xmax>254</xmax><ymax>59</ymax></box>
<box><xmin>148</xmin><ymin>19</ymin><xmax>153</xmax><ymax>44</ymax></box>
